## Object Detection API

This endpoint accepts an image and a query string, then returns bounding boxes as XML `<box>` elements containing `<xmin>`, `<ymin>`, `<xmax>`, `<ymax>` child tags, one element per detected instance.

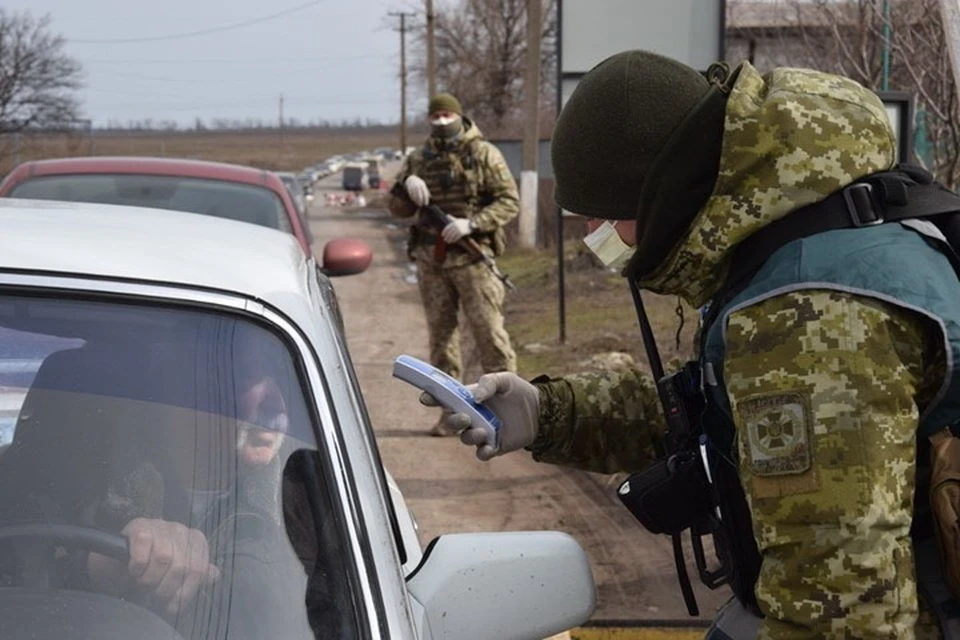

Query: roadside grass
<box><xmin>497</xmin><ymin>245</ymin><xmax>698</xmax><ymax>379</ymax></box>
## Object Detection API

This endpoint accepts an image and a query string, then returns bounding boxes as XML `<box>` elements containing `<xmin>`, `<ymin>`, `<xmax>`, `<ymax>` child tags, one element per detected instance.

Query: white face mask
<box><xmin>583</xmin><ymin>221</ymin><xmax>636</xmax><ymax>270</ymax></box>
<box><xmin>429</xmin><ymin>115</ymin><xmax>460</xmax><ymax>127</ymax></box>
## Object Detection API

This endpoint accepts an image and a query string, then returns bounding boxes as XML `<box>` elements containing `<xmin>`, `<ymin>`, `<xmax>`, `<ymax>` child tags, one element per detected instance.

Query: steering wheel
<box><xmin>0</xmin><ymin>523</ymin><xmax>129</xmax><ymax>564</ymax></box>
<box><xmin>0</xmin><ymin>524</ymin><xmax>189</xmax><ymax>640</ymax></box>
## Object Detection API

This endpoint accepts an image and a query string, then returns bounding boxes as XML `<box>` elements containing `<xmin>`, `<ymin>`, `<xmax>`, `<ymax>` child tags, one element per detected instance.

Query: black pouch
<box><xmin>618</xmin><ymin>450</ymin><xmax>714</xmax><ymax>536</ymax></box>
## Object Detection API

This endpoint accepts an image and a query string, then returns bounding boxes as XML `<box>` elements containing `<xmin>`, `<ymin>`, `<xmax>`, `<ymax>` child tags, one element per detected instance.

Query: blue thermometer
<box><xmin>392</xmin><ymin>355</ymin><xmax>501</xmax><ymax>450</ymax></box>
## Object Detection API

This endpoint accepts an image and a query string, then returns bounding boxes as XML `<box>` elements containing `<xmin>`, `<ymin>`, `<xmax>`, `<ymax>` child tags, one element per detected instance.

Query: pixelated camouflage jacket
<box><xmin>529</xmin><ymin>62</ymin><xmax>954</xmax><ymax>473</ymax></box>
<box><xmin>388</xmin><ymin>118</ymin><xmax>519</xmax><ymax>267</ymax></box>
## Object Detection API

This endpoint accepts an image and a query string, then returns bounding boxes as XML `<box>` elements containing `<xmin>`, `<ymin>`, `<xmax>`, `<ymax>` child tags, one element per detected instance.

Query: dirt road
<box><xmin>306</xmin><ymin>176</ymin><xmax>730</xmax><ymax>625</ymax></box>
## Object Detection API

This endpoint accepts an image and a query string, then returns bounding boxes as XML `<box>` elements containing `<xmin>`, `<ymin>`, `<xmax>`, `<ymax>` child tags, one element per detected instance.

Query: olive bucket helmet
<box><xmin>551</xmin><ymin>49</ymin><xmax>734</xmax><ymax>280</ymax></box>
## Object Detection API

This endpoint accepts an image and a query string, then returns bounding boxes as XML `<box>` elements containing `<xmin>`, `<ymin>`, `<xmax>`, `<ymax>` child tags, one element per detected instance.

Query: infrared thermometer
<box><xmin>392</xmin><ymin>355</ymin><xmax>501</xmax><ymax>450</ymax></box>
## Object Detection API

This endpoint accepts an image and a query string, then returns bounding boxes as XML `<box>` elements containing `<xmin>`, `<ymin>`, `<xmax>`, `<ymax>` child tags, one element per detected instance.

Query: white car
<box><xmin>0</xmin><ymin>200</ymin><xmax>596</xmax><ymax>639</ymax></box>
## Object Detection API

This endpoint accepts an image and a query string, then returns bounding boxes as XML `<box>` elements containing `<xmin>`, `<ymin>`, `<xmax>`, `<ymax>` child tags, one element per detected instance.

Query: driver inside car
<box><xmin>85</xmin><ymin>373</ymin><xmax>292</xmax><ymax>617</ymax></box>
<box><xmin>0</xmin><ymin>322</ymin><xmax>314</xmax><ymax>628</ymax></box>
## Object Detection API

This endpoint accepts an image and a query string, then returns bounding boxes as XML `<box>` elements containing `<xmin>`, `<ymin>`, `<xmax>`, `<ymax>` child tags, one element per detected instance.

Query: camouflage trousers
<box><xmin>415</xmin><ymin>258</ymin><xmax>516</xmax><ymax>380</ymax></box>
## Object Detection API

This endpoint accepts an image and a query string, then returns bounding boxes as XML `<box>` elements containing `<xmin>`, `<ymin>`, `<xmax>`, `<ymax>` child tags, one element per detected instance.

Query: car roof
<box><xmin>0</xmin><ymin>156</ymin><xmax>312</xmax><ymax>254</ymax></box>
<box><xmin>0</xmin><ymin>199</ymin><xmax>313</xmax><ymax>310</ymax></box>
<box><xmin>5</xmin><ymin>156</ymin><xmax>281</xmax><ymax>189</ymax></box>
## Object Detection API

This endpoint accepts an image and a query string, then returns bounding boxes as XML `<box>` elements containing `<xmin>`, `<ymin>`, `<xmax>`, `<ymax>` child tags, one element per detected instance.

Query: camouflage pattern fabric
<box><xmin>638</xmin><ymin>62</ymin><xmax>897</xmax><ymax>308</ymax></box>
<box><xmin>724</xmin><ymin>290</ymin><xmax>944</xmax><ymax>639</ymax></box>
<box><xmin>389</xmin><ymin>118</ymin><xmax>519</xmax><ymax>268</ymax></box>
<box><xmin>416</xmin><ymin>258</ymin><xmax>516</xmax><ymax>380</ymax></box>
<box><xmin>530</xmin><ymin>369</ymin><xmax>665</xmax><ymax>474</ymax></box>
<box><xmin>526</xmin><ymin>62</ymin><xmax>951</xmax><ymax>637</ymax></box>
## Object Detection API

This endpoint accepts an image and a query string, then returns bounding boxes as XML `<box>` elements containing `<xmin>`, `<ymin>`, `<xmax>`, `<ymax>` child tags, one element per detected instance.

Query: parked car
<box><xmin>366</xmin><ymin>158</ymin><xmax>382</xmax><ymax>190</ymax></box>
<box><xmin>297</xmin><ymin>169</ymin><xmax>316</xmax><ymax>187</ymax></box>
<box><xmin>0</xmin><ymin>199</ymin><xmax>596</xmax><ymax>639</ymax></box>
<box><xmin>0</xmin><ymin>157</ymin><xmax>323</xmax><ymax>254</ymax></box>
<box><xmin>342</xmin><ymin>163</ymin><xmax>366</xmax><ymax>192</ymax></box>
<box><xmin>277</xmin><ymin>171</ymin><xmax>306</xmax><ymax>213</ymax></box>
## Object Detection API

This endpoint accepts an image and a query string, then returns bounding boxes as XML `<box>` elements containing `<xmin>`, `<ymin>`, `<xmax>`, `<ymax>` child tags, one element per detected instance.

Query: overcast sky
<box><xmin>7</xmin><ymin>0</ymin><xmax>426</xmax><ymax>127</ymax></box>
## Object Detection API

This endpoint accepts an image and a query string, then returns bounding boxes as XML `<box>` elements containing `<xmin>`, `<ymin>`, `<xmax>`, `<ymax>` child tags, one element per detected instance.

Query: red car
<box><xmin>0</xmin><ymin>156</ymin><xmax>372</xmax><ymax>276</ymax></box>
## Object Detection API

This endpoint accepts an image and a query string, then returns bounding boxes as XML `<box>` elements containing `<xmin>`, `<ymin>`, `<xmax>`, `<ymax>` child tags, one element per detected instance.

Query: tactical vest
<box><xmin>621</xmin><ymin>167</ymin><xmax>960</xmax><ymax>636</ymax></box>
<box><xmin>408</xmin><ymin>138</ymin><xmax>485</xmax><ymax>220</ymax></box>
<box><xmin>405</xmin><ymin>137</ymin><xmax>505</xmax><ymax>263</ymax></box>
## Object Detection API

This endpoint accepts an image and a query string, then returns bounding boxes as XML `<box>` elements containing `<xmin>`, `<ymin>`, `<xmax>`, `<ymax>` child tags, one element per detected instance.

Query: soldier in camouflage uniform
<box><xmin>389</xmin><ymin>93</ymin><xmax>519</xmax><ymax>436</ymax></box>
<box><xmin>431</xmin><ymin>51</ymin><xmax>960</xmax><ymax>638</ymax></box>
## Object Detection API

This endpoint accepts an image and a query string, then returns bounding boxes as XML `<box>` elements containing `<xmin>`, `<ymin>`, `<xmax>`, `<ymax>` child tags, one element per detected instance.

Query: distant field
<box><xmin>0</xmin><ymin>128</ymin><xmax>408</xmax><ymax>175</ymax></box>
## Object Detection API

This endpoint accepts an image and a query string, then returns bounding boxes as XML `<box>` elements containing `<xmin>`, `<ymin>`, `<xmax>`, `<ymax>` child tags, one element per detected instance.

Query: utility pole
<box><xmin>279</xmin><ymin>93</ymin><xmax>285</xmax><ymax>149</ymax></box>
<box><xmin>519</xmin><ymin>0</ymin><xmax>542</xmax><ymax>248</ymax></box>
<box><xmin>426</xmin><ymin>0</ymin><xmax>437</xmax><ymax>98</ymax></box>
<box><xmin>390</xmin><ymin>11</ymin><xmax>416</xmax><ymax>154</ymax></box>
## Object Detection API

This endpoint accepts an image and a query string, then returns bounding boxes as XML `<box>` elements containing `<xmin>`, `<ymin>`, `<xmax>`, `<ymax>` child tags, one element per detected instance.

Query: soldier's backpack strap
<box><xmin>420</xmin><ymin>141</ymin><xmax>436</xmax><ymax>162</ymax></box>
<box><xmin>461</xmin><ymin>138</ymin><xmax>490</xmax><ymax>203</ymax></box>
<box><xmin>721</xmin><ymin>164</ymin><xmax>960</xmax><ymax>305</ymax></box>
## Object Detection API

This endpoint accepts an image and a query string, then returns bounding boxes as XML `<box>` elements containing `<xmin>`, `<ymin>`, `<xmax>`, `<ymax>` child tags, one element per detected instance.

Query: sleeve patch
<box><xmin>739</xmin><ymin>392</ymin><xmax>813</xmax><ymax>477</ymax></box>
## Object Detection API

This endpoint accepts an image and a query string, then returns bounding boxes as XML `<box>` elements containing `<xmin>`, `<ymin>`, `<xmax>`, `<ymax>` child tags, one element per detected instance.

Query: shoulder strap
<box><xmin>458</xmin><ymin>137</ymin><xmax>482</xmax><ymax>168</ymax></box>
<box><xmin>704</xmin><ymin>165</ymin><xmax>960</xmax><ymax>334</ymax></box>
<box><xmin>420</xmin><ymin>141</ymin><xmax>437</xmax><ymax>162</ymax></box>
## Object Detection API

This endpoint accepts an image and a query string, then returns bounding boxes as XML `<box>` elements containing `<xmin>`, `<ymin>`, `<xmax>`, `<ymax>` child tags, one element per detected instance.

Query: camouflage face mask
<box><xmin>430</xmin><ymin>116</ymin><xmax>463</xmax><ymax>140</ymax></box>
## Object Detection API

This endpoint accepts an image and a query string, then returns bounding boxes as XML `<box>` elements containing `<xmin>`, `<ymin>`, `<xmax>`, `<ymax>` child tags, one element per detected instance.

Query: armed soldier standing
<box><xmin>433</xmin><ymin>51</ymin><xmax>960</xmax><ymax>637</ymax></box>
<box><xmin>389</xmin><ymin>93</ymin><xmax>519</xmax><ymax>436</ymax></box>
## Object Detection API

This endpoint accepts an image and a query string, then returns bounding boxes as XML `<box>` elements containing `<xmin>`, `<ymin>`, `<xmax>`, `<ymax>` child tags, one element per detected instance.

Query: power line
<box><xmin>90</xmin><ymin>97</ymin><xmax>396</xmax><ymax>111</ymax></box>
<box><xmin>91</xmin><ymin>59</ymin><xmax>393</xmax><ymax>84</ymax></box>
<box><xmin>68</xmin><ymin>0</ymin><xmax>328</xmax><ymax>44</ymax></box>
<box><xmin>83</xmin><ymin>53</ymin><xmax>386</xmax><ymax>65</ymax></box>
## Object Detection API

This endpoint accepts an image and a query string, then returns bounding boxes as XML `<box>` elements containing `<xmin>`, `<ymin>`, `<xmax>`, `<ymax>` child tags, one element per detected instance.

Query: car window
<box><xmin>9</xmin><ymin>175</ymin><xmax>293</xmax><ymax>235</ymax></box>
<box><xmin>0</xmin><ymin>295</ymin><xmax>362</xmax><ymax>640</ymax></box>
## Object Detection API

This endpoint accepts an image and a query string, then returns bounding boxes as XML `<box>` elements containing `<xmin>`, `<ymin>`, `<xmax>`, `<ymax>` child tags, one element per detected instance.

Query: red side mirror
<box><xmin>320</xmin><ymin>238</ymin><xmax>373</xmax><ymax>277</ymax></box>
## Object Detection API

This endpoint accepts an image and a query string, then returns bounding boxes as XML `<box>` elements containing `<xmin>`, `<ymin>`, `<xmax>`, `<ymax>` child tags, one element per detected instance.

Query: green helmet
<box><xmin>551</xmin><ymin>49</ymin><xmax>733</xmax><ymax>279</ymax></box>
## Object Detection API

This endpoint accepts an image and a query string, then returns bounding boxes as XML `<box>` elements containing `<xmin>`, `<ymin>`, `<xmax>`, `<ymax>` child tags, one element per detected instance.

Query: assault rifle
<box><xmin>422</xmin><ymin>204</ymin><xmax>515</xmax><ymax>291</ymax></box>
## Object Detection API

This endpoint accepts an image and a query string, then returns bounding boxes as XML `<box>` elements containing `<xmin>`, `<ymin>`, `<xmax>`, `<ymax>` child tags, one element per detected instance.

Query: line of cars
<box><xmin>299</xmin><ymin>147</ymin><xmax>401</xmax><ymax>193</ymax></box>
<box><xmin>0</xmin><ymin>154</ymin><xmax>597</xmax><ymax>639</ymax></box>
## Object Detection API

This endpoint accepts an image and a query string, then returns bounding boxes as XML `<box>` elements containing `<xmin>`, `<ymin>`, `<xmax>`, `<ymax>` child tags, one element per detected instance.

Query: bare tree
<box><xmin>0</xmin><ymin>11</ymin><xmax>83</xmax><ymax>133</ymax></box>
<box><xmin>412</xmin><ymin>0</ymin><xmax>557</xmax><ymax>133</ymax></box>
<box><xmin>728</xmin><ymin>0</ymin><xmax>960</xmax><ymax>188</ymax></box>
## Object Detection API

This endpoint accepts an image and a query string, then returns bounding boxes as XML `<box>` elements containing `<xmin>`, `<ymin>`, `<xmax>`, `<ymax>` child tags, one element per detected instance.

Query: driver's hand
<box><xmin>90</xmin><ymin>518</ymin><xmax>220</xmax><ymax>616</ymax></box>
<box><xmin>125</xmin><ymin>518</ymin><xmax>220</xmax><ymax>616</ymax></box>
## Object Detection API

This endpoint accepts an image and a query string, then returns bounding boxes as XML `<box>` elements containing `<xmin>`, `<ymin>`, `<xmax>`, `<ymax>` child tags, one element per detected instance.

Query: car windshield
<box><xmin>8</xmin><ymin>174</ymin><xmax>293</xmax><ymax>234</ymax></box>
<box><xmin>0</xmin><ymin>295</ymin><xmax>360</xmax><ymax>639</ymax></box>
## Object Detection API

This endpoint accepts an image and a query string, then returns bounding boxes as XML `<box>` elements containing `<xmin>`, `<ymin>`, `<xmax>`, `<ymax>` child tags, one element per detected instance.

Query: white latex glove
<box><xmin>441</xmin><ymin>218</ymin><xmax>474</xmax><ymax>244</ymax></box>
<box><xmin>404</xmin><ymin>175</ymin><xmax>431</xmax><ymax>207</ymax></box>
<box><xmin>420</xmin><ymin>372</ymin><xmax>539</xmax><ymax>461</ymax></box>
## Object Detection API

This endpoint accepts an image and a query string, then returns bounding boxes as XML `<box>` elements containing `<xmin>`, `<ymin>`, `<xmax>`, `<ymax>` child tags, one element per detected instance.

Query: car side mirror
<box><xmin>406</xmin><ymin>531</ymin><xmax>595</xmax><ymax>640</ymax></box>
<box><xmin>319</xmin><ymin>238</ymin><xmax>372</xmax><ymax>277</ymax></box>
